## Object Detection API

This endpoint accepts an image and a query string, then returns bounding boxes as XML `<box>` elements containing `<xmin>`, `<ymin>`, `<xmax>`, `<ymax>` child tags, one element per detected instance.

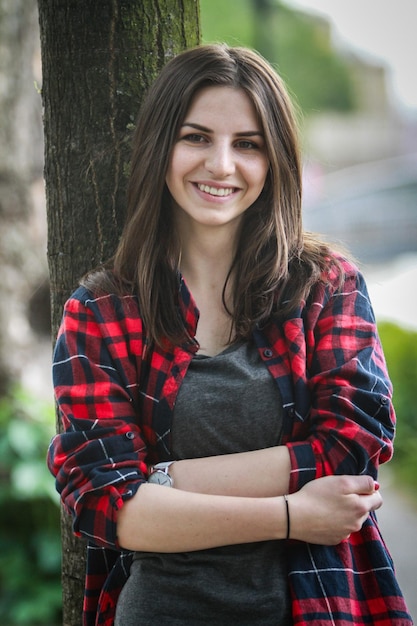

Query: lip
<box><xmin>195</xmin><ymin>180</ymin><xmax>238</xmax><ymax>189</ymax></box>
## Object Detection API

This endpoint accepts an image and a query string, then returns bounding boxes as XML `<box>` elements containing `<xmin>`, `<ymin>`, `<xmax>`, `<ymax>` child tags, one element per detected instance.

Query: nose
<box><xmin>205</xmin><ymin>141</ymin><xmax>235</xmax><ymax>178</ymax></box>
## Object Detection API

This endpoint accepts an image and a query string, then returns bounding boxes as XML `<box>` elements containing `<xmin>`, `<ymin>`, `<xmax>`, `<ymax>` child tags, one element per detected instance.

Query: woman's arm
<box><xmin>51</xmin><ymin>276</ymin><xmax>387</xmax><ymax>553</ymax></box>
<box><xmin>286</xmin><ymin>261</ymin><xmax>395</xmax><ymax>494</ymax></box>
<box><xmin>169</xmin><ymin>445</ymin><xmax>291</xmax><ymax>497</ymax></box>
<box><xmin>116</xmin><ymin>474</ymin><xmax>381</xmax><ymax>552</ymax></box>
<box><xmin>50</xmin><ymin>289</ymin><xmax>150</xmax><ymax>548</ymax></box>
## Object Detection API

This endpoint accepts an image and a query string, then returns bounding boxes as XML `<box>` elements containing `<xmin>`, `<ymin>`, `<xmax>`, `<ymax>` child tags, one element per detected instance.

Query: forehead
<box><xmin>184</xmin><ymin>86</ymin><xmax>262</xmax><ymax>130</ymax></box>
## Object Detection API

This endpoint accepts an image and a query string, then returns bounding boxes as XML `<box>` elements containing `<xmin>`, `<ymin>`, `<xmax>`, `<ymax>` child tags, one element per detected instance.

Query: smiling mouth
<box><xmin>197</xmin><ymin>183</ymin><xmax>236</xmax><ymax>197</ymax></box>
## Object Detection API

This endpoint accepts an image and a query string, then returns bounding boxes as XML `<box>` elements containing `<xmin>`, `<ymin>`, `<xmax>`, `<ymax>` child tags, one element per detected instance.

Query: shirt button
<box><xmin>380</xmin><ymin>396</ymin><xmax>388</xmax><ymax>405</ymax></box>
<box><xmin>125</xmin><ymin>431</ymin><xmax>135</xmax><ymax>440</ymax></box>
<box><xmin>263</xmin><ymin>348</ymin><xmax>273</xmax><ymax>358</ymax></box>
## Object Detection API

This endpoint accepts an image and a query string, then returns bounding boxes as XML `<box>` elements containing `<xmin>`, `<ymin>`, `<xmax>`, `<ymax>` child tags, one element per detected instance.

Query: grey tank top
<box><xmin>115</xmin><ymin>341</ymin><xmax>291</xmax><ymax>625</ymax></box>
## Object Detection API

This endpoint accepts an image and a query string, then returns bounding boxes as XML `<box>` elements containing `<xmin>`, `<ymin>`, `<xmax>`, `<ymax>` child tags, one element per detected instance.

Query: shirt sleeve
<box><xmin>286</xmin><ymin>260</ymin><xmax>395</xmax><ymax>493</ymax></box>
<box><xmin>47</xmin><ymin>288</ymin><xmax>148</xmax><ymax>549</ymax></box>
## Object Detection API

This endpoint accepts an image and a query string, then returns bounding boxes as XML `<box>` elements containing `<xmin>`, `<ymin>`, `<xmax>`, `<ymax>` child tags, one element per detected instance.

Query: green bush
<box><xmin>378</xmin><ymin>322</ymin><xmax>417</xmax><ymax>497</ymax></box>
<box><xmin>0</xmin><ymin>389</ymin><xmax>61</xmax><ymax>625</ymax></box>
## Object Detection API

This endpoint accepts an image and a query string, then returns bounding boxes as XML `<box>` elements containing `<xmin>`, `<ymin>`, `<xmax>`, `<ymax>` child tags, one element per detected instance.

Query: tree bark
<box><xmin>37</xmin><ymin>2</ymin><xmax>200</xmax><ymax>624</ymax></box>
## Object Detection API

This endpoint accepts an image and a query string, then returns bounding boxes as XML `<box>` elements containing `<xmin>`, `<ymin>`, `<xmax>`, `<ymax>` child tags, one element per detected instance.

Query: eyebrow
<box><xmin>181</xmin><ymin>122</ymin><xmax>264</xmax><ymax>137</ymax></box>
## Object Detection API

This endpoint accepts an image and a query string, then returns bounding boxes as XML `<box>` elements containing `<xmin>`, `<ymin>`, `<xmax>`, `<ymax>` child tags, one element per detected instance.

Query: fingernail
<box><xmin>374</xmin><ymin>481</ymin><xmax>380</xmax><ymax>491</ymax></box>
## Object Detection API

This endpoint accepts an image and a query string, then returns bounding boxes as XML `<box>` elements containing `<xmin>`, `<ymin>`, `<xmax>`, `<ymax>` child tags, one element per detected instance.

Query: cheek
<box><xmin>251</xmin><ymin>160</ymin><xmax>269</xmax><ymax>192</ymax></box>
<box><xmin>166</xmin><ymin>149</ymin><xmax>195</xmax><ymax>189</ymax></box>
<box><xmin>166</xmin><ymin>145</ymin><xmax>183</xmax><ymax>180</ymax></box>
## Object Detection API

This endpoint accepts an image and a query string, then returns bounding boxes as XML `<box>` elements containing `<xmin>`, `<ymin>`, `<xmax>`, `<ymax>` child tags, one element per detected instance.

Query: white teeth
<box><xmin>197</xmin><ymin>184</ymin><xmax>234</xmax><ymax>197</ymax></box>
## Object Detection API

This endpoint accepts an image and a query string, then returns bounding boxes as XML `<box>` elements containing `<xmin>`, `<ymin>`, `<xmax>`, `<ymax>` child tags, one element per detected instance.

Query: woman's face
<box><xmin>166</xmin><ymin>86</ymin><xmax>269</xmax><ymax>236</ymax></box>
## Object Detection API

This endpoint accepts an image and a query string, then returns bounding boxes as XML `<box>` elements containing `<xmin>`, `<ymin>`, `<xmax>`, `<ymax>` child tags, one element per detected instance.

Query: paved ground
<box><xmin>377</xmin><ymin>466</ymin><xmax>417</xmax><ymax>622</ymax></box>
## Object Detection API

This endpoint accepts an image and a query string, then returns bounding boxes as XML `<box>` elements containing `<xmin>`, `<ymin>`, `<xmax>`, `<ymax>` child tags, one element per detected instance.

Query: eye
<box><xmin>235</xmin><ymin>139</ymin><xmax>259</xmax><ymax>150</ymax></box>
<box><xmin>181</xmin><ymin>133</ymin><xmax>207</xmax><ymax>144</ymax></box>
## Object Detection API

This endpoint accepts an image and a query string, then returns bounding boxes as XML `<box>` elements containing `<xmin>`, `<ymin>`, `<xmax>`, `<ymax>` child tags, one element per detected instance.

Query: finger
<box><xmin>371</xmin><ymin>492</ymin><xmax>383</xmax><ymax>511</ymax></box>
<box><xmin>362</xmin><ymin>491</ymin><xmax>383</xmax><ymax>515</ymax></box>
<box><xmin>337</xmin><ymin>474</ymin><xmax>375</xmax><ymax>495</ymax></box>
<box><xmin>353</xmin><ymin>474</ymin><xmax>379</xmax><ymax>495</ymax></box>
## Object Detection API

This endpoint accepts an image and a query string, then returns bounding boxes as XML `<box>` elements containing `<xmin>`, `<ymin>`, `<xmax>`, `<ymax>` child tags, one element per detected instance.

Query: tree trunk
<box><xmin>37</xmin><ymin>2</ymin><xmax>200</xmax><ymax>623</ymax></box>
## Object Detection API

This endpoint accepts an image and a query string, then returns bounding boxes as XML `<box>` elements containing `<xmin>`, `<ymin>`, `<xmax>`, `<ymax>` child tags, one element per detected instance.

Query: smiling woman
<box><xmin>47</xmin><ymin>44</ymin><xmax>411</xmax><ymax>626</ymax></box>
<box><xmin>166</xmin><ymin>85</ymin><xmax>269</xmax><ymax>250</ymax></box>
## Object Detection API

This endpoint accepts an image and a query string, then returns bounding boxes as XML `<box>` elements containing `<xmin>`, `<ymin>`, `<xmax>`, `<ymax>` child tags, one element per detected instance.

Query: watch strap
<box><xmin>151</xmin><ymin>461</ymin><xmax>175</xmax><ymax>474</ymax></box>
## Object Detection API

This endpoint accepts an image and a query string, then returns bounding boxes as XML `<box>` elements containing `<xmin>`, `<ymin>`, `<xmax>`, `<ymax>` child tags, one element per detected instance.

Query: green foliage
<box><xmin>0</xmin><ymin>389</ymin><xmax>61</xmax><ymax>625</ymax></box>
<box><xmin>199</xmin><ymin>0</ymin><xmax>356</xmax><ymax>115</ymax></box>
<box><xmin>199</xmin><ymin>0</ymin><xmax>254</xmax><ymax>46</ymax></box>
<box><xmin>378</xmin><ymin>322</ymin><xmax>417</xmax><ymax>497</ymax></box>
<box><xmin>271</xmin><ymin>3</ymin><xmax>355</xmax><ymax>114</ymax></box>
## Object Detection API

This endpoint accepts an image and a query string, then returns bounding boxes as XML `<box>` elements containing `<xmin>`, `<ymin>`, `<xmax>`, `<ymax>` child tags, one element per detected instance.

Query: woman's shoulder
<box><xmin>298</xmin><ymin>250</ymin><xmax>367</xmax><ymax>318</ymax></box>
<box><xmin>321</xmin><ymin>250</ymin><xmax>362</xmax><ymax>290</ymax></box>
<box><xmin>64</xmin><ymin>271</ymin><xmax>140</xmax><ymax>322</ymax></box>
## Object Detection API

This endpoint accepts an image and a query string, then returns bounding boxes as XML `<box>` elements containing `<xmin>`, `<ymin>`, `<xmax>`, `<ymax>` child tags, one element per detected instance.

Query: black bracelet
<box><xmin>283</xmin><ymin>494</ymin><xmax>290</xmax><ymax>539</ymax></box>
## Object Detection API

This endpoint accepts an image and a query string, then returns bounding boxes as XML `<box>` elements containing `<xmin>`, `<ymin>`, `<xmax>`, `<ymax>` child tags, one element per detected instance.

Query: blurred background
<box><xmin>0</xmin><ymin>0</ymin><xmax>415</xmax><ymax>623</ymax></box>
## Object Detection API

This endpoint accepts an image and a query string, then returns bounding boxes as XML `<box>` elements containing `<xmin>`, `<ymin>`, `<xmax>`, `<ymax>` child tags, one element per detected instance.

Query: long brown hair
<box><xmin>83</xmin><ymin>44</ymin><xmax>337</xmax><ymax>346</ymax></box>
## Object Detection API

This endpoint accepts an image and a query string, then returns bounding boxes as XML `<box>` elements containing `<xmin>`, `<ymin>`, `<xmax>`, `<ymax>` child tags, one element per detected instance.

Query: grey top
<box><xmin>115</xmin><ymin>341</ymin><xmax>291</xmax><ymax>625</ymax></box>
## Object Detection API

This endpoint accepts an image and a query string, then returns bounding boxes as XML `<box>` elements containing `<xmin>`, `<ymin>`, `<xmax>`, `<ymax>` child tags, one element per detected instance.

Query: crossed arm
<box><xmin>116</xmin><ymin>447</ymin><xmax>381</xmax><ymax>552</ymax></box>
<box><xmin>51</xmin><ymin>275</ymin><xmax>390</xmax><ymax>555</ymax></box>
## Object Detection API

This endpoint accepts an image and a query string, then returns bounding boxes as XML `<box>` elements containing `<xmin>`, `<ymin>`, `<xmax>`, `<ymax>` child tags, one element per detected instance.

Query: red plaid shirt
<box><xmin>48</xmin><ymin>256</ymin><xmax>412</xmax><ymax>625</ymax></box>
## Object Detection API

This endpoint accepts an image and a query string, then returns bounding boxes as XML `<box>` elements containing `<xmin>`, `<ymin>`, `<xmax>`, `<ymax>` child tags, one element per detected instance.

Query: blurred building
<box><xmin>304</xmin><ymin>39</ymin><xmax>412</xmax><ymax>171</ymax></box>
<box><xmin>296</xmin><ymin>4</ymin><xmax>417</xmax><ymax>266</ymax></box>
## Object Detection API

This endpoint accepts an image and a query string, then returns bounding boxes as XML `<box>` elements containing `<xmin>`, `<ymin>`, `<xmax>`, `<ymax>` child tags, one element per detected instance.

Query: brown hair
<box><xmin>84</xmin><ymin>44</ymin><xmax>337</xmax><ymax>346</ymax></box>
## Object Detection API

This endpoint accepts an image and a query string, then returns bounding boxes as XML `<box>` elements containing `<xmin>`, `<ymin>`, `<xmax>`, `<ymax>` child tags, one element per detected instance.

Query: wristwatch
<box><xmin>148</xmin><ymin>461</ymin><xmax>175</xmax><ymax>487</ymax></box>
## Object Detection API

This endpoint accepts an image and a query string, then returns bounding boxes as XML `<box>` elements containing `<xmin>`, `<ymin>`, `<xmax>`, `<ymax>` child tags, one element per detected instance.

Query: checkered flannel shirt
<box><xmin>48</xmin><ymin>256</ymin><xmax>412</xmax><ymax>625</ymax></box>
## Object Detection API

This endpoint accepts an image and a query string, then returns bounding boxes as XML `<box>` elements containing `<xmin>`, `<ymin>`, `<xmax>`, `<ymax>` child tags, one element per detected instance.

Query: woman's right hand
<box><xmin>287</xmin><ymin>475</ymin><xmax>382</xmax><ymax>545</ymax></box>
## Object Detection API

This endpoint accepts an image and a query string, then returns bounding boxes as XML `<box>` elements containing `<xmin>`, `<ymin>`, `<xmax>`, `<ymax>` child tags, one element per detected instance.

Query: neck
<box><xmin>180</xmin><ymin>241</ymin><xmax>236</xmax><ymax>356</ymax></box>
<box><xmin>176</xmin><ymin>222</ymin><xmax>240</xmax><ymax>356</ymax></box>
<box><xmin>178</xmin><ymin>222</ymin><xmax>240</xmax><ymax>289</ymax></box>
<box><xmin>180</xmin><ymin>237</ymin><xmax>235</xmax><ymax>292</ymax></box>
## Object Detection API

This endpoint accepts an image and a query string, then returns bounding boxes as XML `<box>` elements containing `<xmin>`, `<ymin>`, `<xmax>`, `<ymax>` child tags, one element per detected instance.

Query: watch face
<box><xmin>149</xmin><ymin>470</ymin><xmax>172</xmax><ymax>487</ymax></box>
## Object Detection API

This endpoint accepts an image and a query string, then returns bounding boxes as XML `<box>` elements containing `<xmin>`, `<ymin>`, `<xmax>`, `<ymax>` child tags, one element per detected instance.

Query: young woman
<box><xmin>48</xmin><ymin>45</ymin><xmax>411</xmax><ymax>625</ymax></box>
